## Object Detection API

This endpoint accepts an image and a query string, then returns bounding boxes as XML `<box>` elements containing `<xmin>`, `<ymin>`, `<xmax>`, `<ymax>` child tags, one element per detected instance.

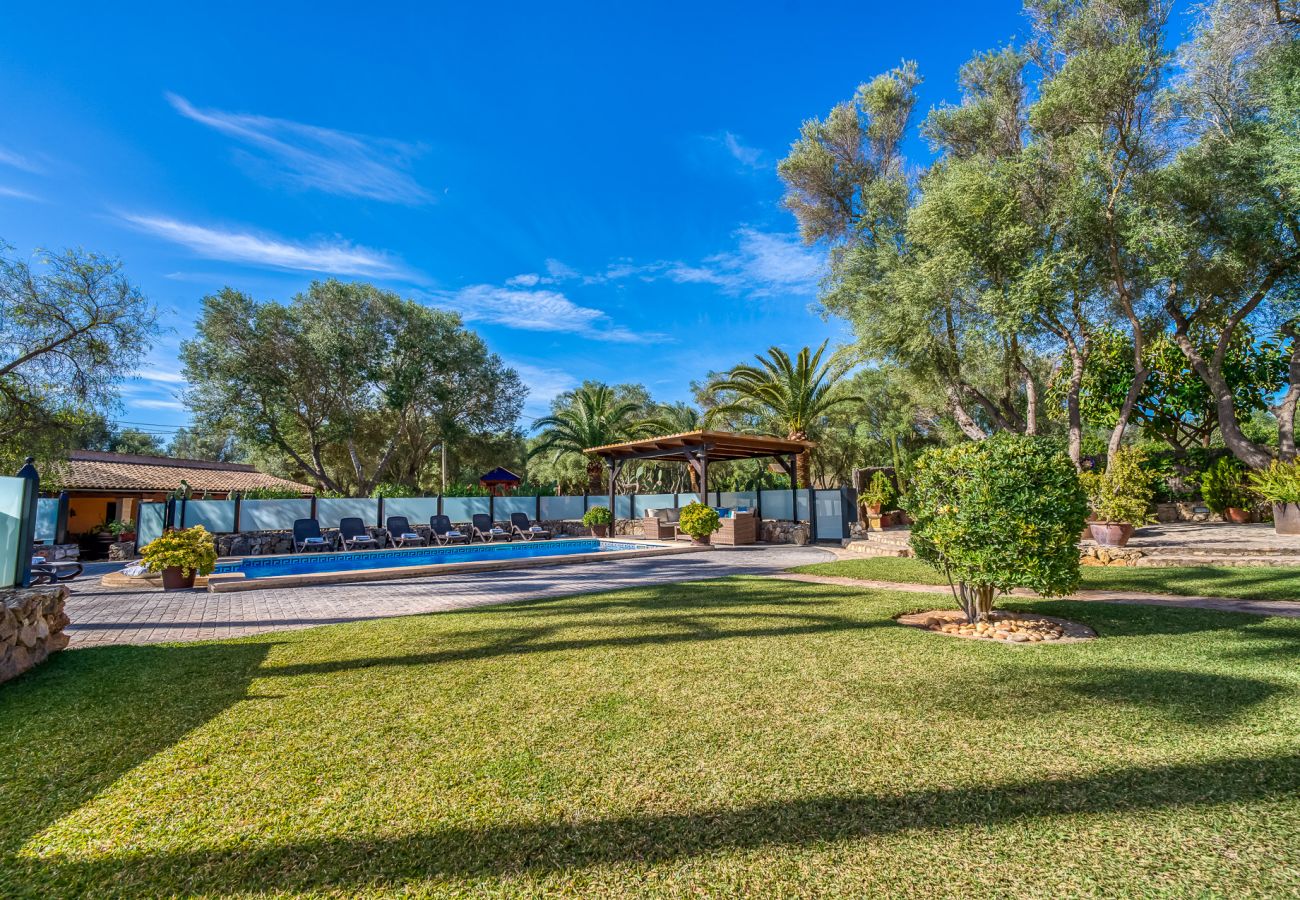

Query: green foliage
<box><xmin>904</xmin><ymin>434</ymin><xmax>1088</xmax><ymax>619</ymax></box>
<box><xmin>182</xmin><ymin>281</ymin><xmax>523</xmax><ymax>496</ymax></box>
<box><xmin>704</xmin><ymin>341</ymin><xmax>862</xmax><ymax>487</ymax></box>
<box><xmin>0</xmin><ymin>244</ymin><xmax>158</xmax><ymax>476</ymax></box>
<box><xmin>530</xmin><ymin>383</ymin><xmax>666</xmax><ymax>493</ymax></box>
<box><xmin>370</xmin><ymin>482</ymin><xmax>418</xmax><ymax>498</ymax></box>
<box><xmin>861</xmin><ymin>471</ymin><xmax>896</xmax><ymax>511</ymax></box>
<box><xmin>443</xmin><ymin>482</ymin><xmax>489</xmax><ymax>498</ymax></box>
<box><xmin>1080</xmin><ymin>448</ymin><xmax>1155</xmax><ymax>526</ymax></box>
<box><xmin>582</xmin><ymin>505</ymin><xmax>612</xmax><ymax>527</ymax></box>
<box><xmin>105</xmin><ymin>519</ymin><xmax>135</xmax><ymax>536</ymax></box>
<box><xmin>238</xmin><ymin>486</ymin><xmax>307</xmax><ymax>500</ymax></box>
<box><xmin>677</xmin><ymin>502</ymin><xmax>722</xmax><ymax>539</ymax></box>
<box><xmin>140</xmin><ymin>525</ymin><xmax>217</xmax><ymax>577</ymax></box>
<box><xmin>1247</xmin><ymin>459</ymin><xmax>1300</xmax><ymax>504</ymax></box>
<box><xmin>1201</xmin><ymin>457</ymin><xmax>1251</xmax><ymax>513</ymax></box>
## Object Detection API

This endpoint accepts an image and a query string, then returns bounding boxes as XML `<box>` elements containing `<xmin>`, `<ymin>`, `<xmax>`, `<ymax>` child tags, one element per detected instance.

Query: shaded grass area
<box><xmin>792</xmin><ymin>555</ymin><xmax>1300</xmax><ymax>601</ymax></box>
<box><xmin>2</xmin><ymin>578</ymin><xmax>1300</xmax><ymax>896</ymax></box>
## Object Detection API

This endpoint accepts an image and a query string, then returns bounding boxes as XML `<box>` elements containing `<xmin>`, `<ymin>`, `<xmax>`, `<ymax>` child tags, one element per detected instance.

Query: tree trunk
<box><xmin>1018</xmin><ymin>360</ymin><xmax>1038</xmax><ymax>436</ymax></box>
<box><xmin>1065</xmin><ymin>344</ymin><xmax>1086</xmax><ymax>468</ymax></box>
<box><xmin>586</xmin><ymin>460</ymin><xmax>604</xmax><ymax>495</ymax></box>
<box><xmin>1274</xmin><ymin>324</ymin><xmax>1300</xmax><ymax>461</ymax></box>
<box><xmin>787</xmin><ymin>429</ymin><xmax>811</xmax><ymax>489</ymax></box>
<box><xmin>945</xmin><ymin>386</ymin><xmax>989</xmax><ymax>440</ymax></box>
<box><xmin>956</xmin><ymin>581</ymin><xmax>996</xmax><ymax>623</ymax></box>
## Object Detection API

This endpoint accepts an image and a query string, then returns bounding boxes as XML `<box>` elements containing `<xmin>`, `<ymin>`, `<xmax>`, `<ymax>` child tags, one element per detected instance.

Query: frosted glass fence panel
<box><xmin>0</xmin><ymin>476</ymin><xmax>28</xmax><ymax>587</ymax></box>
<box><xmin>541</xmin><ymin>496</ymin><xmax>585</xmax><ymax>520</ymax></box>
<box><xmin>317</xmin><ymin>498</ymin><xmax>379</xmax><ymax>528</ymax></box>
<box><xmin>814</xmin><ymin>491</ymin><xmax>844</xmax><ymax>540</ymax></box>
<box><xmin>637</xmin><ymin>493</ymin><xmax>676</xmax><ymax>513</ymax></box>
<box><xmin>759</xmin><ymin>489</ymin><xmax>794</xmax><ymax>520</ymax></box>
<box><xmin>796</xmin><ymin>488</ymin><xmax>811</xmax><ymax>522</ymax></box>
<box><xmin>718</xmin><ymin>491</ymin><xmax>758</xmax><ymax>512</ymax></box>
<box><xmin>677</xmin><ymin>492</ymin><xmax>702</xmax><ymax>507</ymax></box>
<box><xmin>384</xmin><ymin>498</ymin><xmax>440</xmax><ymax>525</ymax></box>
<box><xmin>35</xmin><ymin>497</ymin><xmax>59</xmax><ymax>543</ymax></box>
<box><xmin>495</xmin><ymin>496</ymin><xmax>538</xmax><ymax>518</ymax></box>
<box><xmin>137</xmin><ymin>502</ymin><xmax>165</xmax><ymax>547</ymax></box>
<box><xmin>181</xmin><ymin>499</ymin><xmax>236</xmax><ymax>533</ymax></box>
<box><xmin>611</xmin><ymin>494</ymin><xmax>630</xmax><ymax>518</ymax></box>
<box><xmin>239</xmin><ymin>499</ymin><xmax>311</xmax><ymax>532</ymax></box>
<box><xmin>442</xmin><ymin>496</ymin><xmax>489</xmax><ymax>522</ymax></box>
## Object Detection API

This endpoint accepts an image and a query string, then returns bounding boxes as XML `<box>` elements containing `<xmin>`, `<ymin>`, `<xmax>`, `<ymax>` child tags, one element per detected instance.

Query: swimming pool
<box><xmin>205</xmin><ymin>537</ymin><xmax>696</xmax><ymax>592</ymax></box>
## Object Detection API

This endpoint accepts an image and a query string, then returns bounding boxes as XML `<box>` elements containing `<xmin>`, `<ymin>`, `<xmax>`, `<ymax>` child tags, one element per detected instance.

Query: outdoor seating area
<box><xmin>283</xmin><ymin>513</ymin><xmax>557</xmax><ymax>552</ymax></box>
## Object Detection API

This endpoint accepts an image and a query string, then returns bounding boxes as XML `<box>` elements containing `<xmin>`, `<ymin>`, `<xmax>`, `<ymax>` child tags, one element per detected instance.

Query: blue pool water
<box><xmin>212</xmin><ymin>538</ymin><xmax>646</xmax><ymax>580</ymax></box>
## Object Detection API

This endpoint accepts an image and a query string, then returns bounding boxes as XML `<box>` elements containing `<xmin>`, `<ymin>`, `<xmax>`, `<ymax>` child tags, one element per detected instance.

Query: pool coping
<box><xmin>204</xmin><ymin>538</ymin><xmax>702</xmax><ymax>592</ymax></box>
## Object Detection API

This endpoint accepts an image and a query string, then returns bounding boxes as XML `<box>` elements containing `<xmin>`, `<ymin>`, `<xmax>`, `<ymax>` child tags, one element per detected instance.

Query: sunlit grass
<box><xmin>1</xmin><ymin>576</ymin><xmax>1298</xmax><ymax>896</ymax></box>
<box><xmin>792</xmin><ymin>556</ymin><xmax>1300</xmax><ymax>602</ymax></box>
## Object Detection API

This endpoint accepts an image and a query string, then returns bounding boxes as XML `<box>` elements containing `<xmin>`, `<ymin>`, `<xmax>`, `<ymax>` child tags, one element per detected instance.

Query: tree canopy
<box><xmin>181</xmin><ymin>280</ymin><xmax>523</xmax><ymax>495</ymax></box>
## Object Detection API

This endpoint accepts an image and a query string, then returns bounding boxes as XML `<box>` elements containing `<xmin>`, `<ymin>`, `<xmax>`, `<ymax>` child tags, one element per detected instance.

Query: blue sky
<box><xmin>1</xmin><ymin>1</ymin><xmax>1047</xmax><ymax>441</ymax></box>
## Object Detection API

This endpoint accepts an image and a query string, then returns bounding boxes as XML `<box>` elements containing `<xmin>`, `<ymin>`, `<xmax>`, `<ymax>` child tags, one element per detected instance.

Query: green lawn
<box><xmin>792</xmin><ymin>556</ymin><xmax>1300</xmax><ymax>602</ymax></box>
<box><xmin>2</xmin><ymin>577</ymin><xmax>1299</xmax><ymax>896</ymax></box>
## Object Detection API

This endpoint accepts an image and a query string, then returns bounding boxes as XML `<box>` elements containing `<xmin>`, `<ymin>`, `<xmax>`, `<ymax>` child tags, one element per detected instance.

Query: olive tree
<box><xmin>905</xmin><ymin>433</ymin><xmax>1088</xmax><ymax>622</ymax></box>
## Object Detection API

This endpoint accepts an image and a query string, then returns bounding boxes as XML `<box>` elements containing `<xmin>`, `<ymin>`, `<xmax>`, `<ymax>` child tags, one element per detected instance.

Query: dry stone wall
<box><xmin>1</xmin><ymin>585</ymin><xmax>70</xmax><ymax>683</ymax></box>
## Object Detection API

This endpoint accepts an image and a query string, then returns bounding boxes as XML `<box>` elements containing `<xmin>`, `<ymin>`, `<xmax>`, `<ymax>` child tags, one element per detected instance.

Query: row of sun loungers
<box><xmin>291</xmin><ymin>514</ymin><xmax>552</xmax><ymax>553</ymax></box>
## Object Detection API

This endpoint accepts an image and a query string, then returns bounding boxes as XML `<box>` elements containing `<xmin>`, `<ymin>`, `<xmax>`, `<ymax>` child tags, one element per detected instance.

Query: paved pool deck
<box><xmin>61</xmin><ymin>544</ymin><xmax>836</xmax><ymax>647</ymax></box>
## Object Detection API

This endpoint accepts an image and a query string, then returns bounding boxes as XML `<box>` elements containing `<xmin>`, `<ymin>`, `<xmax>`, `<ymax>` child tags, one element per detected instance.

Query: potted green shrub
<box><xmin>1201</xmin><ymin>457</ymin><xmax>1252</xmax><ymax>524</ymax></box>
<box><xmin>861</xmin><ymin>471</ymin><xmax>897</xmax><ymax>528</ymax></box>
<box><xmin>678</xmin><ymin>502</ymin><xmax>722</xmax><ymax>545</ymax></box>
<box><xmin>904</xmin><ymin>434</ymin><xmax>1087</xmax><ymax>623</ymax></box>
<box><xmin>106</xmin><ymin>519</ymin><xmax>137</xmax><ymax>542</ymax></box>
<box><xmin>1247</xmin><ymin>460</ymin><xmax>1300</xmax><ymax>534</ymax></box>
<box><xmin>1080</xmin><ymin>448</ymin><xmax>1154</xmax><ymax>547</ymax></box>
<box><xmin>583</xmin><ymin>505</ymin><xmax>613</xmax><ymax>537</ymax></box>
<box><xmin>140</xmin><ymin>525</ymin><xmax>218</xmax><ymax>590</ymax></box>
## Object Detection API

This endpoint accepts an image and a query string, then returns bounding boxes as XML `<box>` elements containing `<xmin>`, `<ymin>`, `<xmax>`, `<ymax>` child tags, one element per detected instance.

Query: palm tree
<box><xmin>530</xmin><ymin>384</ymin><xmax>665</xmax><ymax>493</ymax></box>
<box><xmin>705</xmin><ymin>341</ymin><xmax>862</xmax><ymax>487</ymax></box>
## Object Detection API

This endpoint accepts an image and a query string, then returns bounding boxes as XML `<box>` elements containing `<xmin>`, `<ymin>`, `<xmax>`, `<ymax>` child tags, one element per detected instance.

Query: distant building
<box><xmin>478</xmin><ymin>466</ymin><xmax>521</xmax><ymax>497</ymax></box>
<box><xmin>51</xmin><ymin>450</ymin><xmax>312</xmax><ymax>535</ymax></box>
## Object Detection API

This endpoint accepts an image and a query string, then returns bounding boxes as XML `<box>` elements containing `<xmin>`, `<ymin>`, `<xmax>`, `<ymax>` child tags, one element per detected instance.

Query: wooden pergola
<box><xmin>584</xmin><ymin>429</ymin><xmax>815</xmax><ymax>520</ymax></box>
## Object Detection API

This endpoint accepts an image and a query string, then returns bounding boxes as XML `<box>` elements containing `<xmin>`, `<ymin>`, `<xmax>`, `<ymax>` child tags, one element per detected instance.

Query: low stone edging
<box><xmin>1079</xmin><ymin>545</ymin><xmax>1146</xmax><ymax>567</ymax></box>
<box><xmin>1</xmin><ymin>585</ymin><xmax>71</xmax><ymax>683</ymax></box>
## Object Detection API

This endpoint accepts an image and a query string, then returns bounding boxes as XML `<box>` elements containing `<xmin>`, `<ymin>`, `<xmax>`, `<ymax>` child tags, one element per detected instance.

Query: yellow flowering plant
<box><xmin>140</xmin><ymin>525</ymin><xmax>218</xmax><ymax>577</ymax></box>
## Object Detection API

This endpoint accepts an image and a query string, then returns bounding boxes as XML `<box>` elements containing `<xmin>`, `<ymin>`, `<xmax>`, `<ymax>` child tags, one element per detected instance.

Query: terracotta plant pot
<box><xmin>590</xmin><ymin>524</ymin><xmax>610</xmax><ymax>537</ymax></box>
<box><xmin>691</xmin><ymin>534</ymin><xmax>711</xmax><ymax>546</ymax></box>
<box><xmin>1224</xmin><ymin>507</ymin><xmax>1251</xmax><ymax>525</ymax></box>
<box><xmin>161</xmin><ymin>566</ymin><xmax>196</xmax><ymax>591</ymax></box>
<box><xmin>1272</xmin><ymin>502</ymin><xmax>1300</xmax><ymax>535</ymax></box>
<box><xmin>1089</xmin><ymin>522</ymin><xmax>1134</xmax><ymax>547</ymax></box>
<box><xmin>866</xmin><ymin>503</ymin><xmax>883</xmax><ymax>516</ymax></box>
<box><xmin>1080</xmin><ymin>521</ymin><xmax>1095</xmax><ymax>543</ymax></box>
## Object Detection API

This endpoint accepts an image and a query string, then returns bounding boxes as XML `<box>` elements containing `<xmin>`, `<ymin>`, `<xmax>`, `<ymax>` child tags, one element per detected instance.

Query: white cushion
<box><xmin>303</xmin><ymin>537</ymin><xmax>327</xmax><ymax>544</ymax></box>
<box><xmin>530</xmin><ymin>526</ymin><xmax>544</xmax><ymax>532</ymax></box>
<box><xmin>447</xmin><ymin>530</ymin><xmax>463</xmax><ymax>536</ymax></box>
<box><xmin>402</xmin><ymin>532</ymin><xmax>420</xmax><ymax>540</ymax></box>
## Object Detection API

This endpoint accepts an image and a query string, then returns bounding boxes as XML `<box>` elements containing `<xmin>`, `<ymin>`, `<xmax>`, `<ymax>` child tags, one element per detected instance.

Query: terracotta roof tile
<box><xmin>54</xmin><ymin>451</ymin><xmax>314</xmax><ymax>494</ymax></box>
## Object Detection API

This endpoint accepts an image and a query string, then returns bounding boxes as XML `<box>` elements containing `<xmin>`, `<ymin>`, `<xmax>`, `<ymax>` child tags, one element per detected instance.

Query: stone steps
<box><xmin>841</xmin><ymin>528</ymin><xmax>914</xmax><ymax>558</ymax></box>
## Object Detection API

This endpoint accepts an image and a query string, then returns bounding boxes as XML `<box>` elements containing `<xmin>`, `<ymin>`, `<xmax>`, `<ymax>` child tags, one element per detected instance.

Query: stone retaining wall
<box><xmin>1</xmin><ymin>585</ymin><xmax>70</xmax><ymax>683</ymax></box>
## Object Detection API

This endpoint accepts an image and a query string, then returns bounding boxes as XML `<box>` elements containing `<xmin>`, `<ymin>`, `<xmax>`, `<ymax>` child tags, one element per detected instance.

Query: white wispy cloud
<box><xmin>0</xmin><ymin>146</ymin><xmax>43</xmax><ymax>174</ymax></box>
<box><xmin>721</xmin><ymin>131</ymin><xmax>764</xmax><ymax>170</ymax></box>
<box><xmin>134</xmin><ymin>367</ymin><xmax>188</xmax><ymax>385</ymax></box>
<box><xmin>0</xmin><ymin>185</ymin><xmax>40</xmax><ymax>202</ymax></box>
<box><xmin>120</xmin><ymin>213</ymin><xmax>410</xmax><ymax>278</ymax></box>
<box><xmin>534</xmin><ymin>228</ymin><xmax>823</xmax><ymax>298</ymax></box>
<box><xmin>506</xmin><ymin>272</ymin><xmax>543</xmax><ymax>287</ymax></box>
<box><xmin>167</xmin><ymin>93</ymin><xmax>432</xmax><ymax>204</ymax></box>
<box><xmin>133</xmin><ymin>398</ymin><xmax>187</xmax><ymax>411</ymax></box>
<box><xmin>427</xmin><ymin>284</ymin><xmax>657</xmax><ymax>343</ymax></box>
<box><xmin>510</xmin><ymin>361</ymin><xmax>577</xmax><ymax>419</ymax></box>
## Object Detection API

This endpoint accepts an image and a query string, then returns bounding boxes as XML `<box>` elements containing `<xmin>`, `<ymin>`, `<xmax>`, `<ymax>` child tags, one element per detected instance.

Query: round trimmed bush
<box><xmin>582</xmin><ymin>505</ymin><xmax>612</xmax><ymax>527</ymax></box>
<box><xmin>903</xmin><ymin>434</ymin><xmax>1088</xmax><ymax>622</ymax></box>
<box><xmin>678</xmin><ymin>502</ymin><xmax>721</xmax><ymax>540</ymax></box>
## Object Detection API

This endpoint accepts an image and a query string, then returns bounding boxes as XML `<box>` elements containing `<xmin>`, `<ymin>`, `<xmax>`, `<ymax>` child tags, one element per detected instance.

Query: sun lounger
<box><xmin>293</xmin><ymin>518</ymin><xmax>334</xmax><ymax>553</ymax></box>
<box><xmin>385</xmin><ymin>516</ymin><xmax>425</xmax><ymax>548</ymax></box>
<box><xmin>471</xmin><ymin>513</ymin><xmax>510</xmax><ymax>543</ymax></box>
<box><xmin>30</xmin><ymin>557</ymin><xmax>82</xmax><ymax>584</ymax></box>
<box><xmin>429</xmin><ymin>514</ymin><xmax>470</xmax><ymax>545</ymax></box>
<box><xmin>509</xmin><ymin>512</ymin><xmax>552</xmax><ymax>541</ymax></box>
<box><xmin>338</xmin><ymin>517</ymin><xmax>378</xmax><ymax>550</ymax></box>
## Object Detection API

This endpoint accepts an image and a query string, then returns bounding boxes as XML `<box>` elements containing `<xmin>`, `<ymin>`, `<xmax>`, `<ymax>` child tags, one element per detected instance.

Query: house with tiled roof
<box><xmin>52</xmin><ymin>450</ymin><xmax>312</xmax><ymax>536</ymax></box>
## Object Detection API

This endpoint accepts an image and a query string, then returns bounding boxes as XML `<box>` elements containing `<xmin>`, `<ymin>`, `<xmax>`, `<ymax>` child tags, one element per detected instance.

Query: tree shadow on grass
<box><xmin>259</xmin><ymin>605</ymin><xmax>884</xmax><ymax>679</ymax></box>
<box><xmin>16</xmin><ymin>751</ymin><xmax>1300</xmax><ymax>896</ymax></box>
<box><xmin>1042</xmin><ymin>665</ymin><xmax>1287</xmax><ymax>725</ymax></box>
<box><xmin>0</xmin><ymin>641</ymin><xmax>272</xmax><ymax>864</ymax></box>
